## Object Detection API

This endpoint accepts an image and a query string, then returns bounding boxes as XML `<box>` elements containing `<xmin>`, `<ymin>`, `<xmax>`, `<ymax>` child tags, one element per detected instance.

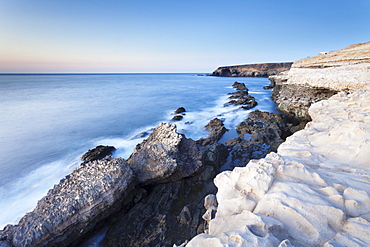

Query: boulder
<box><xmin>81</xmin><ymin>145</ymin><xmax>116</xmax><ymax>162</ymax></box>
<box><xmin>174</xmin><ymin>107</ymin><xmax>186</xmax><ymax>114</ymax></box>
<box><xmin>172</xmin><ymin>115</ymin><xmax>184</xmax><ymax>121</ymax></box>
<box><xmin>127</xmin><ymin>123</ymin><xmax>203</xmax><ymax>184</ymax></box>
<box><xmin>198</xmin><ymin>118</ymin><xmax>228</xmax><ymax>147</ymax></box>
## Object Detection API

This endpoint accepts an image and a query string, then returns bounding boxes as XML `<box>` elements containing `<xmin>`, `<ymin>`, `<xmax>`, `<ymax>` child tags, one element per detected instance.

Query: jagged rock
<box><xmin>225</xmin><ymin>110</ymin><xmax>290</xmax><ymax>167</ymax></box>
<box><xmin>232</xmin><ymin>81</ymin><xmax>248</xmax><ymax>90</ymax></box>
<box><xmin>81</xmin><ymin>145</ymin><xmax>116</xmax><ymax>162</ymax></box>
<box><xmin>127</xmin><ymin>123</ymin><xmax>203</xmax><ymax>184</ymax></box>
<box><xmin>0</xmin><ymin>156</ymin><xmax>136</xmax><ymax>247</ymax></box>
<box><xmin>225</xmin><ymin>82</ymin><xmax>258</xmax><ymax>109</ymax></box>
<box><xmin>172</xmin><ymin>115</ymin><xmax>184</xmax><ymax>121</ymax></box>
<box><xmin>198</xmin><ymin>118</ymin><xmax>228</xmax><ymax>147</ymax></box>
<box><xmin>174</xmin><ymin>107</ymin><xmax>186</xmax><ymax>114</ymax></box>
<box><xmin>202</xmin><ymin>143</ymin><xmax>229</xmax><ymax>170</ymax></box>
<box><xmin>272</xmin><ymin>83</ymin><xmax>338</xmax><ymax>122</ymax></box>
<box><xmin>102</xmin><ymin>171</ymin><xmax>219</xmax><ymax>247</ymax></box>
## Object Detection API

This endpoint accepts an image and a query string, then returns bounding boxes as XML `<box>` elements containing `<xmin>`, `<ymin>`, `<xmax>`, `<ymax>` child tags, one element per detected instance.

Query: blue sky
<box><xmin>1</xmin><ymin>0</ymin><xmax>369</xmax><ymax>73</ymax></box>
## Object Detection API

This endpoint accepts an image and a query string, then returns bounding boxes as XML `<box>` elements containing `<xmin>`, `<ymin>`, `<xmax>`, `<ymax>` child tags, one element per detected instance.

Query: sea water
<box><xmin>0</xmin><ymin>73</ymin><xmax>278</xmax><ymax>228</ymax></box>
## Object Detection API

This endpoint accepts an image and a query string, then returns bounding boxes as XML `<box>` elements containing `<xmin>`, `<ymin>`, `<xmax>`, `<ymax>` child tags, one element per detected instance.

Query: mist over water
<box><xmin>0</xmin><ymin>73</ymin><xmax>277</xmax><ymax>228</ymax></box>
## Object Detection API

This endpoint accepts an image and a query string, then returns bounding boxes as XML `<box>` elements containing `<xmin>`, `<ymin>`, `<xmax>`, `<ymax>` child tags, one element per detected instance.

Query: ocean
<box><xmin>0</xmin><ymin>73</ymin><xmax>278</xmax><ymax>228</ymax></box>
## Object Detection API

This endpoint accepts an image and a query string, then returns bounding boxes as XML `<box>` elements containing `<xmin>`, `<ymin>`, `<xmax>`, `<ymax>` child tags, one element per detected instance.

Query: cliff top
<box><xmin>293</xmin><ymin>41</ymin><xmax>370</xmax><ymax>68</ymax></box>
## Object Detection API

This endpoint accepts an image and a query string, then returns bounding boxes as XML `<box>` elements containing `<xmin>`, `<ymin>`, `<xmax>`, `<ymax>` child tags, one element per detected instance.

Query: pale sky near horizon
<box><xmin>1</xmin><ymin>0</ymin><xmax>369</xmax><ymax>73</ymax></box>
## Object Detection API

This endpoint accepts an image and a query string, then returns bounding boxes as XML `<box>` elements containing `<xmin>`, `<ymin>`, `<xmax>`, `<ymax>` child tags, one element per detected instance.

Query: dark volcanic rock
<box><xmin>81</xmin><ymin>145</ymin><xmax>116</xmax><ymax>162</ymax></box>
<box><xmin>172</xmin><ymin>115</ymin><xmax>184</xmax><ymax>121</ymax></box>
<box><xmin>226</xmin><ymin>82</ymin><xmax>257</xmax><ymax>109</ymax></box>
<box><xmin>102</xmin><ymin>174</ymin><xmax>218</xmax><ymax>247</ymax></box>
<box><xmin>127</xmin><ymin>123</ymin><xmax>203</xmax><ymax>185</ymax></box>
<box><xmin>232</xmin><ymin>81</ymin><xmax>248</xmax><ymax>91</ymax></box>
<box><xmin>0</xmin><ymin>156</ymin><xmax>136</xmax><ymax>247</ymax></box>
<box><xmin>198</xmin><ymin>118</ymin><xmax>228</xmax><ymax>147</ymax></box>
<box><xmin>226</xmin><ymin>110</ymin><xmax>291</xmax><ymax>167</ymax></box>
<box><xmin>174</xmin><ymin>107</ymin><xmax>186</xmax><ymax>114</ymax></box>
<box><xmin>272</xmin><ymin>83</ymin><xmax>338</xmax><ymax>123</ymax></box>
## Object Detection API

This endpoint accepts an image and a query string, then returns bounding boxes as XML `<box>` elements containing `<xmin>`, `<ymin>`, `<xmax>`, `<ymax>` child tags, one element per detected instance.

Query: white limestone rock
<box><xmin>187</xmin><ymin>84</ymin><xmax>370</xmax><ymax>246</ymax></box>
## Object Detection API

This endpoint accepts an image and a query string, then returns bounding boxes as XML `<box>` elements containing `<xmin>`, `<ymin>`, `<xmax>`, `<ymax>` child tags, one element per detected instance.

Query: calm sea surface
<box><xmin>0</xmin><ymin>73</ymin><xmax>278</xmax><ymax>228</ymax></box>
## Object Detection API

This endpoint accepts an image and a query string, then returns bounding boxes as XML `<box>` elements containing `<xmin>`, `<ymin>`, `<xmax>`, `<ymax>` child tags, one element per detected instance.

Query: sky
<box><xmin>0</xmin><ymin>0</ymin><xmax>369</xmax><ymax>73</ymax></box>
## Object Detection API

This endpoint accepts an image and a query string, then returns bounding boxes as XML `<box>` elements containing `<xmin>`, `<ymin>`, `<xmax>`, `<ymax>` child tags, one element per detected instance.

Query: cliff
<box><xmin>211</xmin><ymin>62</ymin><xmax>293</xmax><ymax>77</ymax></box>
<box><xmin>186</xmin><ymin>42</ymin><xmax>370</xmax><ymax>246</ymax></box>
<box><xmin>270</xmin><ymin>41</ymin><xmax>370</xmax><ymax>122</ymax></box>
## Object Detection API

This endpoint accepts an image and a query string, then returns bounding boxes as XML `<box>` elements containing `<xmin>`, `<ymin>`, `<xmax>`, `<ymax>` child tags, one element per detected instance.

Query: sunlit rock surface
<box><xmin>186</xmin><ymin>81</ymin><xmax>370</xmax><ymax>246</ymax></box>
<box><xmin>270</xmin><ymin>41</ymin><xmax>370</xmax><ymax>122</ymax></box>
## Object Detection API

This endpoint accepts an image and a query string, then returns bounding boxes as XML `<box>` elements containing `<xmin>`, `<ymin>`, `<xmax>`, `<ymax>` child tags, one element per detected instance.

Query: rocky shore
<box><xmin>0</xmin><ymin>81</ymin><xmax>291</xmax><ymax>246</ymax></box>
<box><xmin>1</xmin><ymin>41</ymin><xmax>368</xmax><ymax>247</ymax></box>
<box><xmin>186</xmin><ymin>41</ymin><xmax>370</xmax><ymax>246</ymax></box>
<box><xmin>211</xmin><ymin>62</ymin><xmax>293</xmax><ymax>77</ymax></box>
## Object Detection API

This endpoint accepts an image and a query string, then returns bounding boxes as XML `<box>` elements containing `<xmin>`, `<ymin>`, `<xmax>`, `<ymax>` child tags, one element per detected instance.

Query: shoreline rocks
<box><xmin>225</xmin><ymin>81</ymin><xmax>257</xmax><ymax>109</ymax></box>
<box><xmin>268</xmin><ymin>41</ymin><xmax>370</xmax><ymax>124</ymax></box>
<box><xmin>81</xmin><ymin>145</ymin><xmax>116</xmax><ymax>162</ymax></box>
<box><xmin>186</xmin><ymin>41</ymin><xmax>370</xmax><ymax>246</ymax></box>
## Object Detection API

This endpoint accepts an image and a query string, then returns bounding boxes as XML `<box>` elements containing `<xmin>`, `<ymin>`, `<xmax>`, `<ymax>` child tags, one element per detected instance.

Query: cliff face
<box><xmin>186</xmin><ymin>42</ymin><xmax>370</xmax><ymax>246</ymax></box>
<box><xmin>270</xmin><ymin>41</ymin><xmax>370</xmax><ymax>122</ymax></box>
<box><xmin>211</xmin><ymin>62</ymin><xmax>293</xmax><ymax>77</ymax></box>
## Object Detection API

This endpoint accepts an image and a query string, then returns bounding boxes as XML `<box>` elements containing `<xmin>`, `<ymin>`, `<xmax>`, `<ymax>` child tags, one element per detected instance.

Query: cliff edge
<box><xmin>211</xmin><ymin>62</ymin><xmax>293</xmax><ymax>77</ymax></box>
<box><xmin>186</xmin><ymin>42</ymin><xmax>370</xmax><ymax>246</ymax></box>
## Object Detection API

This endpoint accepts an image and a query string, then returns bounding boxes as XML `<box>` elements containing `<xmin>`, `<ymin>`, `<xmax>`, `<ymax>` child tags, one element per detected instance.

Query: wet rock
<box><xmin>174</xmin><ymin>107</ymin><xmax>186</xmax><ymax>114</ymax></box>
<box><xmin>172</xmin><ymin>115</ymin><xmax>184</xmax><ymax>121</ymax></box>
<box><xmin>198</xmin><ymin>118</ymin><xmax>228</xmax><ymax>147</ymax></box>
<box><xmin>127</xmin><ymin>123</ymin><xmax>203</xmax><ymax>185</ymax></box>
<box><xmin>226</xmin><ymin>110</ymin><xmax>291</xmax><ymax>167</ymax></box>
<box><xmin>226</xmin><ymin>82</ymin><xmax>258</xmax><ymax>109</ymax></box>
<box><xmin>232</xmin><ymin>81</ymin><xmax>248</xmax><ymax>90</ymax></box>
<box><xmin>81</xmin><ymin>145</ymin><xmax>116</xmax><ymax>162</ymax></box>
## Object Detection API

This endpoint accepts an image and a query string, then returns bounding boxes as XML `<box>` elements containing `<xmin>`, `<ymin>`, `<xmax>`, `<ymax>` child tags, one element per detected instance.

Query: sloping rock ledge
<box><xmin>186</xmin><ymin>85</ymin><xmax>370</xmax><ymax>246</ymax></box>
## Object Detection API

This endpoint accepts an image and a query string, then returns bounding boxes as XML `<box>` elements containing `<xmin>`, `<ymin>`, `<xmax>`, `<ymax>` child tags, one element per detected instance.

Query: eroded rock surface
<box><xmin>225</xmin><ymin>110</ymin><xmax>290</xmax><ymax>167</ymax></box>
<box><xmin>127</xmin><ymin>123</ymin><xmax>203</xmax><ymax>185</ymax></box>
<box><xmin>0</xmin><ymin>157</ymin><xmax>135</xmax><ymax>247</ymax></box>
<box><xmin>81</xmin><ymin>145</ymin><xmax>116</xmax><ymax>162</ymax></box>
<box><xmin>225</xmin><ymin>81</ymin><xmax>257</xmax><ymax>109</ymax></box>
<box><xmin>187</xmin><ymin>42</ymin><xmax>370</xmax><ymax>246</ymax></box>
<box><xmin>269</xmin><ymin>41</ymin><xmax>370</xmax><ymax>122</ymax></box>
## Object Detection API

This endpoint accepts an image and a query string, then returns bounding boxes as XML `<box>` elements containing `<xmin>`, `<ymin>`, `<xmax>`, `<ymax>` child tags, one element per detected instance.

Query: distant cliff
<box><xmin>211</xmin><ymin>62</ymin><xmax>293</xmax><ymax>77</ymax></box>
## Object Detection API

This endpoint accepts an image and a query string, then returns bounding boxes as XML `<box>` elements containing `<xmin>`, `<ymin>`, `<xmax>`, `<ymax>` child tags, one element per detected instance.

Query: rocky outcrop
<box><xmin>0</xmin><ymin>123</ymin><xmax>207</xmax><ymax>247</ymax></box>
<box><xmin>270</xmin><ymin>41</ymin><xmax>370</xmax><ymax>122</ymax></box>
<box><xmin>225</xmin><ymin>81</ymin><xmax>257</xmax><ymax>109</ymax></box>
<box><xmin>225</xmin><ymin>110</ymin><xmax>291</xmax><ymax>168</ymax></box>
<box><xmin>127</xmin><ymin>123</ymin><xmax>202</xmax><ymax>185</ymax></box>
<box><xmin>197</xmin><ymin>118</ymin><xmax>228</xmax><ymax>147</ymax></box>
<box><xmin>211</xmin><ymin>62</ymin><xmax>293</xmax><ymax>77</ymax></box>
<box><xmin>186</xmin><ymin>42</ymin><xmax>370</xmax><ymax>246</ymax></box>
<box><xmin>0</xmin><ymin>156</ymin><xmax>136</xmax><ymax>247</ymax></box>
<box><xmin>187</xmin><ymin>85</ymin><xmax>370</xmax><ymax>246</ymax></box>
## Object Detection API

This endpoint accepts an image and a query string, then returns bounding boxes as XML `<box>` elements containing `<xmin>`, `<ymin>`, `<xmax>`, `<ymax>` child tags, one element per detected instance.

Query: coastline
<box><xmin>186</xmin><ymin>41</ymin><xmax>370</xmax><ymax>246</ymax></box>
<box><xmin>1</xmin><ymin>41</ymin><xmax>369</xmax><ymax>246</ymax></box>
<box><xmin>0</xmin><ymin>77</ymin><xmax>283</xmax><ymax>246</ymax></box>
